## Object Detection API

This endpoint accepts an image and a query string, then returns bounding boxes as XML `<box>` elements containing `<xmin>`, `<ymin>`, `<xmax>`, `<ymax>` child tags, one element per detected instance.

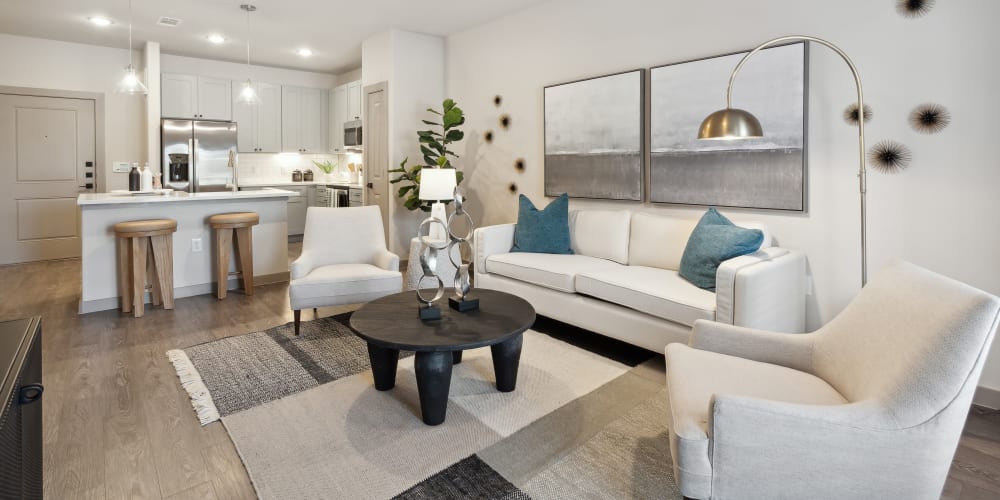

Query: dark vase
<box><xmin>128</xmin><ymin>165</ymin><xmax>141</xmax><ymax>191</ymax></box>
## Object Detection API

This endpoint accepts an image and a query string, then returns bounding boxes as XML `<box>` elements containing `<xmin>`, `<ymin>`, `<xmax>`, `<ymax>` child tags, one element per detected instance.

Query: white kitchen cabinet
<box><xmin>162</xmin><ymin>73</ymin><xmax>232</xmax><ymax>120</ymax></box>
<box><xmin>282</xmin><ymin>85</ymin><xmax>326</xmax><ymax>153</ymax></box>
<box><xmin>239</xmin><ymin>184</ymin><xmax>308</xmax><ymax>235</ymax></box>
<box><xmin>347</xmin><ymin>81</ymin><xmax>362</xmax><ymax>121</ymax></box>
<box><xmin>233</xmin><ymin>81</ymin><xmax>281</xmax><ymax>153</ymax></box>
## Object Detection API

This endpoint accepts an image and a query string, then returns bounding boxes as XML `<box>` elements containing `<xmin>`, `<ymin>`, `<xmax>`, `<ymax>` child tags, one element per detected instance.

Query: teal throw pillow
<box><xmin>679</xmin><ymin>208</ymin><xmax>763</xmax><ymax>291</ymax></box>
<box><xmin>511</xmin><ymin>194</ymin><xmax>573</xmax><ymax>254</ymax></box>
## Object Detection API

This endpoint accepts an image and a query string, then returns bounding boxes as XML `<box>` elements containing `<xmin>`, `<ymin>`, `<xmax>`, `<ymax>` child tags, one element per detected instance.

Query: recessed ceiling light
<box><xmin>296</xmin><ymin>48</ymin><xmax>313</xmax><ymax>57</ymax></box>
<box><xmin>88</xmin><ymin>16</ymin><xmax>113</xmax><ymax>27</ymax></box>
<box><xmin>207</xmin><ymin>34</ymin><xmax>226</xmax><ymax>44</ymax></box>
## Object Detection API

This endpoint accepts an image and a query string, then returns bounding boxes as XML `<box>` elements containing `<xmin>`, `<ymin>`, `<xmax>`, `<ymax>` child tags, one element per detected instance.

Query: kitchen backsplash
<box><xmin>237</xmin><ymin>152</ymin><xmax>364</xmax><ymax>184</ymax></box>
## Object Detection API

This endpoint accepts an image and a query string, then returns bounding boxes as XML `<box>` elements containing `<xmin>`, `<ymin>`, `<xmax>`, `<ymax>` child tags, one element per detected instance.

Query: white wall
<box><xmin>0</xmin><ymin>33</ymin><xmax>145</xmax><ymax>191</ymax></box>
<box><xmin>362</xmin><ymin>30</ymin><xmax>445</xmax><ymax>256</ymax></box>
<box><xmin>445</xmin><ymin>0</ymin><xmax>1000</xmax><ymax>392</ymax></box>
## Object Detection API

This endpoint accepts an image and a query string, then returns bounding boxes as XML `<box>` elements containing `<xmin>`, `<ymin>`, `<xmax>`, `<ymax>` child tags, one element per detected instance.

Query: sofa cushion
<box><xmin>289</xmin><ymin>264</ymin><xmax>402</xmax><ymax>306</ymax></box>
<box><xmin>628</xmin><ymin>212</ymin><xmax>698</xmax><ymax>271</ymax></box>
<box><xmin>664</xmin><ymin>344</ymin><xmax>846</xmax><ymax>497</ymax></box>
<box><xmin>511</xmin><ymin>194</ymin><xmax>573</xmax><ymax>254</ymax></box>
<box><xmin>570</xmin><ymin>210</ymin><xmax>631</xmax><ymax>264</ymax></box>
<box><xmin>576</xmin><ymin>266</ymin><xmax>716</xmax><ymax>327</ymax></box>
<box><xmin>485</xmin><ymin>253</ymin><xmax>621</xmax><ymax>293</ymax></box>
<box><xmin>679</xmin><ymin>209</ymin><xmax>764</xmax><ymax>291</ymax></box>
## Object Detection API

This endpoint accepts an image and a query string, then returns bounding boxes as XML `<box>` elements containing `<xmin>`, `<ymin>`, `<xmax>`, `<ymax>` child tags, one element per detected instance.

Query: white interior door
<box><xmin>363</xmin><ymin>83</ymin><xmax>389</xmax><ymax>243</ymax></box>
<box><xmin>0</xmin><ymin>94</ymin><xmax>95</xmax><ymax>265</ymax></box>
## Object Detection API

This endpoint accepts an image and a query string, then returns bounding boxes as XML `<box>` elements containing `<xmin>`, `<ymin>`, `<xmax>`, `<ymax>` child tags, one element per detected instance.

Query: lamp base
<box><xmin>448</xmin><ymin>295</ymin><xmax>479</xmax><ymax>312</ymax></box>
<box><xmin>418</xmin><ymin>304</ymin><xmax>441</xmax><ymax>321</ymax></box>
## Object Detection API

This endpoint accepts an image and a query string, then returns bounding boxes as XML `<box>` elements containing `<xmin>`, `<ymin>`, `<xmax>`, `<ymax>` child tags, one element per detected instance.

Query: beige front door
<box><xmin>363</xmin><ymin>82</ymin><xmax>390</xmax><ymax>243</ymax></box>
<box><xmin>0</xmin><ymin>94</ymin><xmax>96</xmax><ymax>265</ymax></box>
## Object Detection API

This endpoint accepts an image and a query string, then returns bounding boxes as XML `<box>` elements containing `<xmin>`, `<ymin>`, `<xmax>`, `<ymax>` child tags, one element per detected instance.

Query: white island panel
<box><xmin>78</xmin><ymin>189</ymin><xmax>297</xmax><ymax>313</ymax></box>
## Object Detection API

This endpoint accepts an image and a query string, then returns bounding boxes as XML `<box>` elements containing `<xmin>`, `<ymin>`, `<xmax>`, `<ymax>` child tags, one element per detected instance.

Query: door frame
<box><xmin>0</xmin><ymin>85</ymin><xmax>106</xmax><ymax>192</ymax></box>
<box><xmin>362</xmin><ymin>81</ymin><xmax>390</xmax><ymax>245</ymax></box>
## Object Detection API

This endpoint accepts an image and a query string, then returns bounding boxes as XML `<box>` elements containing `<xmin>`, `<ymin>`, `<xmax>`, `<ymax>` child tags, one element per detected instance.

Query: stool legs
<box><xmin>234</xmin><ymin>227</ymin><xmax>254</xmax><ymax>296</ymax></box>
<box><xmin>215</xmin><ymin>228</ymin><xmax>232</xmax><ymax>299</ymax></box>
<box><xmin>131</xmin><ymin>237</ymin><xmax>148</xmax><ymax>318</ymax></box>
<box><xmin>147</xmin><ymin>243</ymin><xmax>161</xmax><ymax>307</ymax></box>
<box><xmin>117</xmin><ymin>238</ymin><xmax>133</xmax><ymax>314</ymax></box>
<box><xmin>151</xmin><ymin>234</ymin><xmax>174</xmax><ymax>309</ymax></box>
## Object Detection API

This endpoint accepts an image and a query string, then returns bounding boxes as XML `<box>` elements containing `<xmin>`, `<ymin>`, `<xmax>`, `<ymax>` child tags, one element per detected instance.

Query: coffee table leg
<box><xmin>415</xmin><ymin>351</ymin><xmax>453</xmax><ymax>426</ymax></box>
<box><xmin>452</xmin><ymin>350</ymin><xmax>463</xmax><ymax>364</ymax></box>
<box><xmin>367</xmin><ymin>343</ymin><xmax>399</xmax><ymax>391</ymax></box>
<box><xmin>491</xmin><ymin>333</ymin><xmax>523</xmax><ymax>392</ymax></box>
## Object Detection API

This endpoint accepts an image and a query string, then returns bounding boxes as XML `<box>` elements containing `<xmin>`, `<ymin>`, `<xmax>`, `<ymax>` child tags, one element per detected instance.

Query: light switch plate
<box><xmin>113</xmin><ymin>161</ymin><xmax>131</xmax><ymax>173</ymax></box>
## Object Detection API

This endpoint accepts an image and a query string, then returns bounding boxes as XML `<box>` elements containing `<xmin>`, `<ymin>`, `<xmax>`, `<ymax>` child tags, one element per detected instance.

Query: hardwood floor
<box><xmin>0</xmin><ymin>247</ymin><xmax>997</xmax><ymax>499</ymax></box>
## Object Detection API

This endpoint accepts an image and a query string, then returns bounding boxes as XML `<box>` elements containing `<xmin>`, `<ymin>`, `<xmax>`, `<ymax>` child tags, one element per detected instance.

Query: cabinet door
<box><xmin>232</xmin><ymin>81</ymin><xmax>256</xmax><ymax>152</ymax></box>
<box><xmin>299</xmin><ymin>87</ymin><xmax>323</xmax><ymax>153</ymax></box>
<box><xmin>281</xmin><ymin>86</ymin><xmax>301</xmax><ymax>152</ymax></box>
<box><xmin>347</xmin><ymin>81</ymin><xmax>362</xmax><ymax>121</ymax></box>
<box><xmin>197</xmin><ymin>76</ymin><xmax>232</xmax><ymax>121</ymax></box>
<box><xmin>330</xmin><ymin>86</ymin><xmax>348</xmax><ymax>152</ymax></box>
<box><xmin>256</xmin><ymin>82</ymin><xmax>282</xmax><ymax>153</ymax></box>
<box><xmin>161</xmin><ymin>73</ymin><xmax>198</xmax><ymax>119</ymax></box>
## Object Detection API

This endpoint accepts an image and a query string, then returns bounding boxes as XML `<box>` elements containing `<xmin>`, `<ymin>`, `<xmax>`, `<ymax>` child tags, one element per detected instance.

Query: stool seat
<box><xmin>208</xmin><ymin>212</ymin><xmax>259</xmax><ymax>228</ymax></box>
<box><xmin>114</xmin><ymin>219</ymin><xmax>177</xmax><ymax>236</ymax></box>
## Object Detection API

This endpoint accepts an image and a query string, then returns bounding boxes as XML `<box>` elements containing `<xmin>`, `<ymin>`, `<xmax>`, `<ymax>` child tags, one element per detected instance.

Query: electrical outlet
<box><xmin>113</xmin><ymin>161</ymin><xmax>131</xmax><ymax>173</ymax></box>
<box><xmin>191</xmin><ymin>238</ymin><xmax>202</xmax><ymax>252</ymax></box>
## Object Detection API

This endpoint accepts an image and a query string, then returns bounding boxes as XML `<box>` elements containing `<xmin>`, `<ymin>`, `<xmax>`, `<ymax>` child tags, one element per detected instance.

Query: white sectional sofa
<box><xmin>473</xmin><ymin>209</ymin><xmax>807</xmax><ymax>353</ymax></box>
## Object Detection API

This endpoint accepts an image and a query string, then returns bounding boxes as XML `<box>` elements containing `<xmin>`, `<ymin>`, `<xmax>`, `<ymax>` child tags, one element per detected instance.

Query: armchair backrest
<box><xmin>301</xmin><ymin>206</ymin><xmax>388</xmax><ymax>267</ymax></box>
<box><xmin>814</xmin><ymin>261</ymin><xmax>1000</xmax><ymax>428</ymax></box>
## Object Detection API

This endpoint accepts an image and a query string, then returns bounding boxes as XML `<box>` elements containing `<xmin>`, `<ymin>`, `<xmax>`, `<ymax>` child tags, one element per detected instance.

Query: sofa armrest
<box><xmin>290</xmin><ymin>252</ymin><xmax>316</xmax><ymax>281</ymax></box>
<box><xmin>689</xmin><ymin>320</ymin><xmax>816</xmax><ymax>373</ymax></box>
<box><xmin>715</xmin><ymin>248</ymin><xmax>806</xmax><ymax>333</ymax></box>
<box><xmin>374</xmin><ymin>250</ymin><xmax>400</xmax><ymax>272</ymax></box>
<box><xmin>473</xmin><ymin>223</ymin><xmax>515</xmax><ymax>276</ymax></box>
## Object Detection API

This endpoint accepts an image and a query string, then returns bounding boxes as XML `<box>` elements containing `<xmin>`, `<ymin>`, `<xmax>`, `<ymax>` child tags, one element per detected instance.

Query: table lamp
<box><xmin>698</xmin><ymin>35</ymin><xmax>869</xmax><ymax>287</ymax></box>
<box><xmin>418</xmin><ymin>168</ymin><xmax>457</xmax><ymax>241</ymax></box>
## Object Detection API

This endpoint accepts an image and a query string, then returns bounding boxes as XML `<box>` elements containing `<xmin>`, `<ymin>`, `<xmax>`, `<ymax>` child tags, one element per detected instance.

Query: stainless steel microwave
<box><xmin>344</xmin><ymin>120</ymin><xmax>362</xmax><ymax>148</ymax></box>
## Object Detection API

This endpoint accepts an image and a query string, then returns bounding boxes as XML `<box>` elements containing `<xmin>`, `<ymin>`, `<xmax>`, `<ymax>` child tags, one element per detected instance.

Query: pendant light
<box><xmin>117</xmin><ymin>0</ymin><xmax>148</xmax><ymax>95</ymax></box>
<box><xmin>238</xmin><ymin>4</ymin><xmax>258</xmax><ymax>104</ymax></box>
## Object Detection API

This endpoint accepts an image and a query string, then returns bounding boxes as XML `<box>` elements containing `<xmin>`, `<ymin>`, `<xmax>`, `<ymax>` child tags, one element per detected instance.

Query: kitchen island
<box><xmin>77</xmin><ymin>189</ymin><xmax>298</xmax><ymax>313</ymax></box>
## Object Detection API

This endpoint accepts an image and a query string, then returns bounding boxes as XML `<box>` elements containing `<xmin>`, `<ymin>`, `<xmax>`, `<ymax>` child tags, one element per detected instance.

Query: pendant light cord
<box><xmin>245</xmin><ymin>7</ymin><xmax>251</xmax><ymax>68</ymax></box>
<box><xmin>128</xmin><ymin>0</ymin><xmax>134</xmax><ymax>68</ymax></box>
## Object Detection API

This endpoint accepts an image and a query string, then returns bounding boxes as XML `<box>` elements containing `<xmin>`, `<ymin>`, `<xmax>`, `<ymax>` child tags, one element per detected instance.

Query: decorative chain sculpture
<box><xmin>415</xmin><ymin>187</ymin><xmax>478</xmax><ymax>320</ymax></box>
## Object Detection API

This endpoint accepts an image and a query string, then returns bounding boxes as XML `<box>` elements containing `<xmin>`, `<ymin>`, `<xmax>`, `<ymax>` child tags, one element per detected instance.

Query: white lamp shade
<box><xmin>419</xmin><ymin>168</ymin><xmax>457</xmax><ymax>201</ymax></box>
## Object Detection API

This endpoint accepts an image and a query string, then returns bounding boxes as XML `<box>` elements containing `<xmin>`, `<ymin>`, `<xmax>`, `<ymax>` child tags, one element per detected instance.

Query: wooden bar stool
<box><xmin>114</xmin><ymin>219</ymin><xmax>177</xmax><ymax>318</ymax></box>
<box><xmin>209</xmin><ymin>212</ymin><xmax>259</xmax><ymax>299</ymax></box>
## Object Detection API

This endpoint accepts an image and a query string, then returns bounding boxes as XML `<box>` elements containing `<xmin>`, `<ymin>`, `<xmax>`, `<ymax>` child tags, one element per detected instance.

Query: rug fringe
<box><xmin>166</xmin><ymin>349</ymin><xmax>221</xmax><ymax>425</ymax></box>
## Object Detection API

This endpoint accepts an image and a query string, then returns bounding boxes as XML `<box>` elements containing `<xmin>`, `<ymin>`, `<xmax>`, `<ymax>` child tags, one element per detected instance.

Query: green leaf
<box><xmin>398</xmin><ymin>185</ymin><xmax>415</xmax><ymax>197</ymax></box>
<box><xmin>445</xmin><ymin>130</ymin><xmax>464</xmax><ymax>142</ymax></box>
<box><xmin>417</xmin><ymin>130</ymin><xmax>442</xmax><ymax>137</ymax></box>
<box><xmin>455</xmin><ymin>170</ymin><xmax>464</xmax><ymax>185</ymax></box>
<box><xmin>422</xmin><ymin>156</ymin><xmax>436</xmax><ymax>166</ymax></box>
<box><xmin>442</xmin><ymin>108</ymin><xmax>463</xmax><ymax>129</ymax></box>
<box><xmin>404</xmin><ymin>196</ymin><xmax>423</xmax><ymax>211</ymax></box>
<box><xmin>442</xmin><ymin>99</ymin><xmax>455</xmax><ymax>112</ymax></box>
<box><xmin>420</xmin><ymin>145</ymin><xmax>436</xmax><ymax>157</ymax></box>
<box><xmin>425</xmin><ymin>108</ymin><xmax>442</xmax><ymax>116</ymax></box>
<box><xmin>421</xmin><ymin>120</ymin><xmax>441</xmax><ymax>126</ymax></box>
<box><xmin>436</xmin><ymin>156</ymin><xmax>448</xmax><ymax>166</ymax></box>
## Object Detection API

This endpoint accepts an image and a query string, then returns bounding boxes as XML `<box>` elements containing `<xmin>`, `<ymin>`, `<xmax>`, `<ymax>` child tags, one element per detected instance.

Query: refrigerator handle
<box><xmin>191</xmin><ymin>138</ymin><xmax>198</xmax><ymax>193</ymax></box>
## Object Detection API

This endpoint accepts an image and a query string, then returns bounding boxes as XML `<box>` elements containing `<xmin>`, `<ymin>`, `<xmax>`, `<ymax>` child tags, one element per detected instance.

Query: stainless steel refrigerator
<box><xmin>161</xmin><ymin>120</ymin><xmax>238</xmax><ymax>192</ymax></box>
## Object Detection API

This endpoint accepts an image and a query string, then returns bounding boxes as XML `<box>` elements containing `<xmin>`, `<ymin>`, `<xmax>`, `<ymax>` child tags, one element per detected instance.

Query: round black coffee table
<box><xmin>350</xmin><ymin>289</ymin><xmax>535</xmax><ymax>425</ymax></box>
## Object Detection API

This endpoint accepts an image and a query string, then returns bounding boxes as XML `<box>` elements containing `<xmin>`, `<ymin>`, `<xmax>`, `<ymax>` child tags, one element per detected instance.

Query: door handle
<box><xmin>19</xmin><ymin>383</ymin><xmax>43</xmax><ymax>405</ymax></box>
<box><xmin>367</xmin><ymin>182</ymin><xmax>373</xmax><ymax>189</ymax></box>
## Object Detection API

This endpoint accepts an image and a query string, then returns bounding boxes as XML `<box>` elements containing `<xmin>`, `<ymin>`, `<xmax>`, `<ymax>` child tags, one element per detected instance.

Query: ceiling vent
<box><xmin>157</xmin><ymin>16</ymin><xmax>182</xmax><ymax>27</ymax></box>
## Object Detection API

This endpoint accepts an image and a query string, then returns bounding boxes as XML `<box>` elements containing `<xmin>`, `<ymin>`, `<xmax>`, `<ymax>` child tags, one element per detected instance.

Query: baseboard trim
<box><xmin>78</xmin><ymin>272</ymin><xmax>290</xmax><ymax>314</ymax></box>
<box><xmin>974</xmin><ymin>386</ymin><xmax>1000</xmax><ymax>410</ymax></box>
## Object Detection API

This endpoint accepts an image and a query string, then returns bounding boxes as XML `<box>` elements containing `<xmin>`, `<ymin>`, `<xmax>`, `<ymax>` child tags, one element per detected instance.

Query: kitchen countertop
<box><xmin>238</xmin><ymin>180</ymin><xmax>364</xmax><ymax>189</ymax></box>
<box><xmin>78</xmin><ymin>188</ymin><xmax>299</xmax><ymax>206</ymax></box>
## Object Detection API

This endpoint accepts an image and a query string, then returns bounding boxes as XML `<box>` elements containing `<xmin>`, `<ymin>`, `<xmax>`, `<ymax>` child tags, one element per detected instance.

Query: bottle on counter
<box><xmin>141</xmin><ymin>162</ymin><xmax>154</xmax><ymax>191</ymax></box>
<box><xmin>128</xmin><ymin>162</ymin><xmax>141</xmax><ymax>191</ymax></box>
<box><xmin>153</xmin><ymin>171</ymin><xmax>162</xmax><ymax>190</ymax></box>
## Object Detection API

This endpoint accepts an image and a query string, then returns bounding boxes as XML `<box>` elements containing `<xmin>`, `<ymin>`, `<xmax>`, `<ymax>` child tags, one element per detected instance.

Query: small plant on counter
<box><xmin>312</xmin><ymin>160</ymin><xmax>336</xmax><ymax>175</ymax></box>
<box><xmin>389</xmin><ymin>98</ymin><xmax>465</xmax><ymax>212</ymax></box>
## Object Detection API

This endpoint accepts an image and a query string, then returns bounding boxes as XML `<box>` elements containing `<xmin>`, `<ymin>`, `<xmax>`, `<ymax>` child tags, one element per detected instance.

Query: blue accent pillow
<box><xmin>511</xmin><ymin>194</ymin><xmax>573</xmax><ymax>254</ymax></box>
<box><xmin>679</xmin><ymin>208</ymin><xmax>763</xmax><ymax>291</ymax></box>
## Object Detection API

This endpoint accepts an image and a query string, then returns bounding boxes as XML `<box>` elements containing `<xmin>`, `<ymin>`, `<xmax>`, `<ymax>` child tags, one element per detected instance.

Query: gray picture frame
<box><xmin>544</xmin><ymin>69</ymin><xmax>645</xmax><ymax>201</ymax></box>
<box><xmin>649</xmin><ymin>42</ymin><xmax>809</xmax><ymax>211</ymax></box>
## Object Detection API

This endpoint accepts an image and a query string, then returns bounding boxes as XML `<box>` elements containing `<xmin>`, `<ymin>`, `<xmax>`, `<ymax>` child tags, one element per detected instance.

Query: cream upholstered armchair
<box><xmin>289</xmin><ymin>206</ymin><xmax>402</xmax><ymax>335</ymax></box>
<box><xmin>665</xmin><ymin>261</ymin><xmax>1000</xmax><ymax>499</ymax></box>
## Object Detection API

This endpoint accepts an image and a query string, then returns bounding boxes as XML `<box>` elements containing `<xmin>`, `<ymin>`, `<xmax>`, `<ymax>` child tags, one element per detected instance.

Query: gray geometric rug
<box><xmin>167</xmin><ymin>313</ymin><xmax>411</xmax><ymax>424</ymax></box>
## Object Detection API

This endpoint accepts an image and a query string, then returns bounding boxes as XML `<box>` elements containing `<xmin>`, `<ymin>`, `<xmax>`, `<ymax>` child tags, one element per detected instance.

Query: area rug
<box><xmin>167</xmin><ymin>314</ymin><xmax>679</xmax><ymax>499</ymax></box>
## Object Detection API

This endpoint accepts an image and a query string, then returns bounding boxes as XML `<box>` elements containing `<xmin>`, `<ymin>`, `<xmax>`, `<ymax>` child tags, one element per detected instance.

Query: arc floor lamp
<box><xmin>698</xmin><ymin>35</ymin><xmax>869</xmax><ymax>286</ymax></box>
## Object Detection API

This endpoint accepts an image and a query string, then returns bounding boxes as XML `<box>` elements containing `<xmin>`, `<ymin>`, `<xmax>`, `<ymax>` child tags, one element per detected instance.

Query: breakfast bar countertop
<box><xmin>77</xmin><ymin>188</ymin><xmax>299</xmax><ymax>206</ymax></box>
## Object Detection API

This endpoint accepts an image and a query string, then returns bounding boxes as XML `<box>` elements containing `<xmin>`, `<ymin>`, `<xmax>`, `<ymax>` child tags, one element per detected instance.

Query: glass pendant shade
<box><xmin>117</xmin><ymin>64</ymin><xmax>148</xmax><ymax>95</ymax></box>
<box><xmin>238</xmin><ymin>79</ymin><xmax>258</xmax><ymax>104</ymax></box>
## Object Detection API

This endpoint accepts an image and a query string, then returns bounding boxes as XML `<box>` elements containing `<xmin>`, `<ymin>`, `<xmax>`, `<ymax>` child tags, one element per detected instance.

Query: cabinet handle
<box><xmin>19</xmin><ymin>383</ymin><xmax>43</xmax><ymax>405</ymax></box>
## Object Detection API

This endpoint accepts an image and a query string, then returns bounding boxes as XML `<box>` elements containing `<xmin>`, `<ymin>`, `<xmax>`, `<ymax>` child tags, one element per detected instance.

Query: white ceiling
<box><xmin>0</xmin><ymin>0</ymin><xmax>550</xmax><ymax>74</ymax></box>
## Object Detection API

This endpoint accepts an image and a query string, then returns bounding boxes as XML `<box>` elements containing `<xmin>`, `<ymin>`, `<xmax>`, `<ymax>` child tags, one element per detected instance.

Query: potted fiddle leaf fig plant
<box><xmin>390</xmin><ymin>98</ymin><xmax>465</xmax><ymax>212</ymax></box>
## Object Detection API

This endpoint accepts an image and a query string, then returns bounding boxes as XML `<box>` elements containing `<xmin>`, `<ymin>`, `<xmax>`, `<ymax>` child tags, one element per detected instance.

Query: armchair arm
<box><xmin>290</xmin><ymin>252</ymin><xmax>317</xmax><ymax>281</ymax></box>
<box><xmin>715</xmin><ymin>248</ymin><xmax>806</xmax><ymax>333</ymax></box>
<box><xmin>473</xmin><ymin>223</ymin><xmax>516</xmax><ymax>276</ymax></box>
<box><xmin>690</xmin><ymin>320</ymin><xmax>816</xmax><ymax>373</ymax></box>
<box><xmin>374</xmin><ymin>250</ymin><xmax>400</xmax><ymax>272</ymax></box>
